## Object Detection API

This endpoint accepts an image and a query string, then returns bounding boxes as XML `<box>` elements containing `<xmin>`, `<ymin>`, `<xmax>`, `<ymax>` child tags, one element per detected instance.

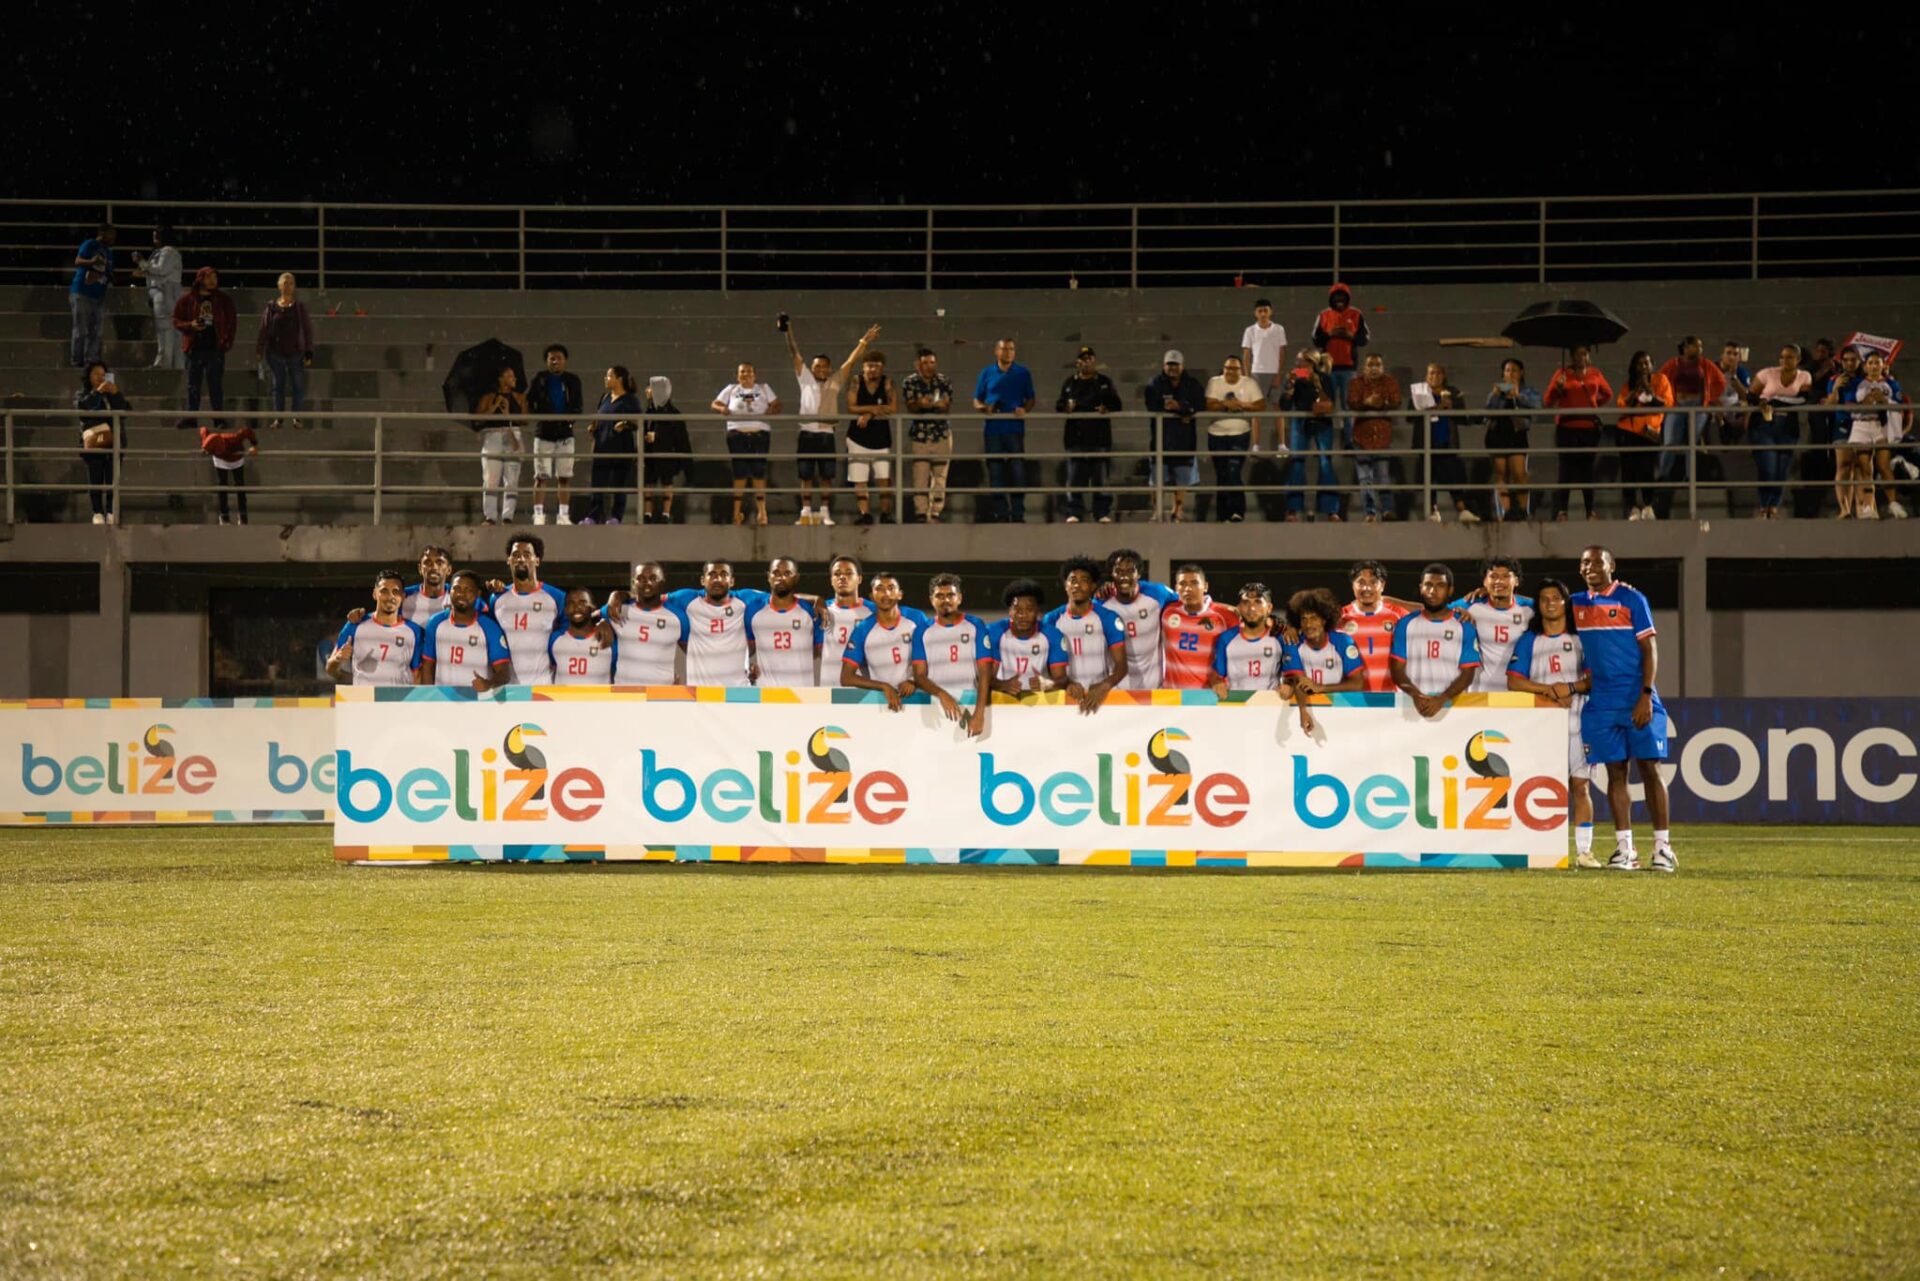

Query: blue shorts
<box><xmin>1160</xmin><ymin>459</ymin><xmax>1197</xmax><ymax>488</ymax></box>
<box><xmin>1581</xmin><ymin>702</ymin><xmax>1670</xmax><ymax>765</ymax></box>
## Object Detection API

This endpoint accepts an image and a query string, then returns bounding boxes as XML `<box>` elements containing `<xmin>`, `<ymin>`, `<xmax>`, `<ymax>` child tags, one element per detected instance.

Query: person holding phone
<box><xmin>1484</xmin><ymin>357</ymin><xmax>1541</xmax><ymax>520</ymax></box>
<box><xmin>73</xmin><ymin>362</ymin><xmax>129</xmax><ymax>524</ymax></box>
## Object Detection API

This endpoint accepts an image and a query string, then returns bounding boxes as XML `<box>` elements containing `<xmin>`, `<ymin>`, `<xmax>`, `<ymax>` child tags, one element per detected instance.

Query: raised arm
<box><xmin>838</xmin><ymin>325</ymin><xmax>881</xmax><ymax>383</ymax></box>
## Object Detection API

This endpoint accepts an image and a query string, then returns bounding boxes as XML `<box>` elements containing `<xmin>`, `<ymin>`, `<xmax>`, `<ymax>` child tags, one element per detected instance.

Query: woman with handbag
<box><xmin>74</xmin><ymin>361</ymin><xmax>129</xmax><ymax>524</ymax></box>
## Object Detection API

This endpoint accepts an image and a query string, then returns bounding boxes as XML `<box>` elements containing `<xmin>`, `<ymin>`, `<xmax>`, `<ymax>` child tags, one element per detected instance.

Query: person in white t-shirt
<box><xmin>783</xmin><ymin>317</ymin><xmax>880</xmax><ymax>527</ymax></box>
<box><xmin>1240</xmin><ymin>297</ymin><xmax>1288</xmax><ymax>449</ymax></box>
<box><xmin>710</xmin><ymin>364</ymin><xmax>782</xmax><ymax>527</ymax></box>
<box><xmin>1204</xmin><ymin>357</ymin><xmax>1265</xmax><ymax>523</ymax></box>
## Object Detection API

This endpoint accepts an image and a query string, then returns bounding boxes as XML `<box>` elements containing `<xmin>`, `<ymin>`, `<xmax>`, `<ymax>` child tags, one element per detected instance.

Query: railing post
<box><xmin>719</xmin><ymin>209</ymin><xmax>729</xmax><ymax>292</ymax></box>
<box><xmin>371</xmin><ymin>415</ymin><xmax>384</xmax><ymax>525</ymax></box>
<box><xmin>3</xmin><ymin>412</ymin><xmax>12</xmax><ymax>526</ymax></box>
<box><xmin>633</xmin><ymin>411</ymin><xmax>646</xmax><ymax>522</ymax></box>
<box><xmin>1750</xmin><ymin>195</ymin><xmax>1761</xmax><ymax>281</ymax></box>
<box><xmin>1331</xmin><ymin>203</ymin><xmax>1341</xmax><ymax>281</ymax></box>
<box><xmin>1686</xmin><ymin>412</ymin><xmax>1699</xmax><ymax>521</ymax></box>
<box><xmin>924</xmin><ymin>208</ymin><xmax>934</xmax><ymax>291</ymax></box>
<box><xmin>317</xmin><ymin>206</ymin><xmax>327</xmax><ymax>291</ymax></box>
<box><xmin>1151</xmin><ymin>413</ymin><xmax>1164</xmax><ymax>523</ymax></box>
<box><xmin>516</xmin><ymin>209</ymin><xmax>527</xmax><ymax>291</ymax></box>
<box><xmin>110</xmin><ymin>408</ymin><xmax>123</xmax><ymax>525</ymax></box>
<box><xmin>892</xmin><ymin>427</ymin><xmax>906</xmax><ymax>525</ymax></box>
<box><xmin>1420</xmin><ymin>411</ymin><xmax>1433</xmax><ymax>519</ymax></box>
<box><xmin>1537</xmin><ymin>198</ymin><xmax>1548</xmax><ymax>284</ymax></box>
<box><xmin>1129</xmin><ymin>207</ymin><xmax>1139</xmax><ymax>292</ymax></box>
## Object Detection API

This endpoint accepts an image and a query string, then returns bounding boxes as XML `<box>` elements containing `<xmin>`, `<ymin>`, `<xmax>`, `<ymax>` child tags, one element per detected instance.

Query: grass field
<box><xmin>0</xmin><ymin>827</ymin><xmax>1915</xmax><ymax>1277</ymax></box>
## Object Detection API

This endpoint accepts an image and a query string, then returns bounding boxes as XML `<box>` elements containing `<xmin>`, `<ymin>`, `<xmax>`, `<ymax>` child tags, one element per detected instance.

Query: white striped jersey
<box><xmin>1098</xmin><ymin>580</ymin><xmax>1178</xmax><ymax>689</ymax></box>
<box><xmin>1210</xmin><ymin>625</ymin><xmax>1285</xmax><ymax>691</ymax></box>
<box><xmin>984</xmin><ymin>620</ymin><xmax>1068</xmax><ymax>684</ymax></box>
<box><xmin>1390</xmin><ymin>612</ymin><xmax>1482</xmax><ymax>697</ymax></box>
<box><xmin>333</xmin><ymin>617</ymin><xmax>424</xmax><ymax>687</ymax></box>
<box><xmin>1283</xmin><ymin>635</ymin><xmax>1365</xmax><ymax>689</ymax></box>
<box><xmin>914</xmin><ymin>615</ymin><xmax>992</xmax><ymax>695</ymax></box>
<box><xmin>489</xmin><ymin>583</ymin><xmax>567</xmax><ymax>685</ymax></box>
<box><xmin>1043</xmin><ymin>604</ymin><xmax>1128</xmax><ymax>688</ymax></box>
<box><xmin>548</xmin><ymin>627</ymin><xmax>616</xmax><ymax>685</ymax></box>
<box><xmin>606</xmin><ymin>598</ymin><xmax>687</xmax><ymax>685</ymax></box>
<box><xmin>400</xmin><ymin>584</ymin><xmax>456</xmax><ymax>629</ymax></box>
<box><xmin>1507</xmin><ymin>630</ymin><xmax>1585</xmax><ymax>717</ymax></box>
<box><xmin>422</xmin><ymin>610</ymin><xmax>511</xmax><ymax>688</ymax></box>
<box><xmin>749</xmin><ymin>601</ymin><xmax>820</xmax><ymax>688</ymax></box>
<box><xmin>818</xmin><ymin>598</ymin><xmax>874</xmax><ymax>687</ymax></box>
<box><xmin>1453</xmin><ymin>595</ymin><xmax>1535</xmax><ymax>693</ymax></box>
<box><xmin>668</xmin><ymin>588</ymin><xmax>770</xmax><ymax>687</ymax></box>
<box><xmin>844</xmin><ymin>608</ymin><xmax>929</xmax><ymax>688</ymax></box>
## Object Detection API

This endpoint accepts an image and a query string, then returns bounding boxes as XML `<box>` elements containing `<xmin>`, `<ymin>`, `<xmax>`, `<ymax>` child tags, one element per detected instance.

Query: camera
<box><xmin>775</xmin><ymin>312</ymin><xmax>790</xmax><ymax>333</ymax></box>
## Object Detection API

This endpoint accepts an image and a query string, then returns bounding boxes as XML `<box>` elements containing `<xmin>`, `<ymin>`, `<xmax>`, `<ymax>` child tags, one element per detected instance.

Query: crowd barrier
<box><xmin>3</xmin><ymin>696</ymin><xmax>1914</xmax><ymax>841</ymax></box>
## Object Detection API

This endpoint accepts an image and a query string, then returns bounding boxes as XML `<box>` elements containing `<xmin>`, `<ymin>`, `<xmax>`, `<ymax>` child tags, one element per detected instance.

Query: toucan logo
<box><xmin>640</xmin><ymin>725</ymin><xmax>908</xmax><ymax>825</ymax></box>
<box><xmin>336</xmin><ymin>719</ymin><xmax>606</xmax><ymax>823</ymax></box>
<box><xmin>19</xmin><ymin>722</ymin><xmax>218</xmax><ymax>796</ymax></box>
<box><xmin>979</xmin><ymin>725</ymin><xmax>1249</xmax><ymax>828</ymax></box>
<box><xmin>1466</xmin><ymin>730</ymin><xmax>1511</xmax><ymax>810</ymax></box>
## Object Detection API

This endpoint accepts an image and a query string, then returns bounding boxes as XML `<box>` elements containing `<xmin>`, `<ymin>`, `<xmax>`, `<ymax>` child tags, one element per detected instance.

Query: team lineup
<box><xmin>329</xmin><ymin>539</ymin><xmax>1675</xmax><ymax>871</ymax></box>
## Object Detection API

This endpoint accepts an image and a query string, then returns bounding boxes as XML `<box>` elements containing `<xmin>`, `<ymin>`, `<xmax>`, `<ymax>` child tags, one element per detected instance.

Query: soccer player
<box><xmin>603</xmin><ymin>561</ymin><xmax>688</xmax><ymax>685</ymax></box>
<box><xmin>816</xmin><ymin>554</ymin><xmax>874</xmax><ymax>687</ymax></box>
<box><xmin>1573</xmin><ymin>545</ymin><xmax>1675</xmax><ymax>872</ymax></box>
<box><xmin>748</xmin><ymin>557</ymin><xmax>821</xmax><ymax>688</ymax></box>
<box><xmin>1209</xmin><ymin>582</ymin><xmax>1286</xmax><ymax>694</ymax></box>
<box><xmin>548</xmin><ymin>587</ymin><xmax>616</xmax><ymax>685</ymax></box>
<box><xmin>987</xmin><ymin>578</ymin><xmax>1068</xmax><ymax>696</ymax></box>
<box><xmin>1099</xmin><ymin>548</ymin><xmax>1179</xmax><ymax>689</ymax></box>
<box><xmin>327</xmin><ymin>569</ymin><xmax>426</xmax><ymax>687</ymax></box>
<box><xmin>401</xmin><ymin>545</ymin><xmax>454</xmax><ymax>627</ymax></box>
<box><xmin>1044</xmin><ymin>555</ymin><xmax>1126</xmax><ymax>714</ymax></box>
<box><xmin>1160</xmin><ymin>563</ymin><xmax>1239</xmax><ymax>689</ymax></box>
<box><xmin>1339</xmin><ymin>560</ymin><xmax>1409</xmax><ymax>692</ymax></box>
<box><xmin>912</xmin><ymin>572</ymin><xmax>993</xmax><ymax>736</ymax></box>
<box><xmin>664</xmin><ymin>560</ymin><xmax>768</xmax><ymax>687</ymax></box>
<box><xmin>1507</xmin><ymin>577</ymin><xmax>1599</xmax><ymax>868</ymax></box>
<box><xmin>1389</xmin><ymin>563</ymin><xmax>1481</xmax><ymax>718</ymax></box>
<box><xmin>1455</xmin><ymin>556</ymin><xmax>1535</xmax><ymax>692</ymax></box>
<box><xmin>417</xmin><ymin>569</ymin><xmax>512</xmax><ymax>690</ymax></box>
<box><xmin>1281</xmin><ymin>587</ymin><xmax>1366</xmax><ymax>732</ymax></box>
<box><xmin>489</xmin><ymin>533</ymin><xmax>567</xmax><ymax>685</ymax></box>
<box><xmin>842</xmin><ymin>571</ymin><xmax>929</xmax><ymax>711</ymax></box>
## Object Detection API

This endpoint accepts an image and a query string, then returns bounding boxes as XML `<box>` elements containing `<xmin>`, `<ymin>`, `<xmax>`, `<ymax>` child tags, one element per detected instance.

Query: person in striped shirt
<box><xmin>417</xmin><ymin>570</ymin><xmax>512</xmax><ymax>690</ymax></box>
<box><xmin>1160</xmin><ymin>563</ymin><xmax>1239</xmax><ymax>689</ymax></box>
<box><xmin>1389</xmin><ymin>563</ymin><xmax>1481</xmax><ymax>716</ymax></box>
<box><xmin>841</xmin><ymin>571</ymin><xmax>929</xmax><ymax>712</ymax></box>
<box><xmin>911</xmin><ymin>572</ymin><xmax>993</xmax><ymax>736</ymax></box>
<box><xmin>1208</xmin><ymin>582</ymin><xmax>1286</xmax><ymax>694</ymax></box>
<box><xmin>747</xmin><ymin>557</ymin><xmax>820</xmax><ymax>688</ymax></box>
<box><xmin>1455</xmin><ymin>555</ymin><xmax>1534</xmax><ymax>693</ymax></box>
<box><xmin>549</xmin><ymin>588</ymin><xmax>616</xmax><ymax>685</ymax></box>
<box><xmin>1044</xmin><ymin>555</ymin><xmax>1126</xmax><ymax>715</ymax></box>
<box><xmin>1338</xmin><ymin>560</ymin><xmax>1410</xmax><ymax>692</ymax></box>
<box><xmin>1506</xmin><ymin>577</ymin><xmax>1599</xmax><ymax>867</ymax></box>
<box><xmin>987</xmin><ymin>579</ymin><xmax>1068</xmax><ymax>696</ymax></box>
<box><xmin>488</xmin><ymin>533</ymin><xmax>567</xmax><ymax>685</ymax></box>
<box><xmin>1281</xmin><ymin>587</ymin><xmax>1367</xmax><ymax>733</ymax></box>
<box><xmin>327</xmin><ymin>569</ymin><xmax>425</xmax><ymax>687</ymax></box>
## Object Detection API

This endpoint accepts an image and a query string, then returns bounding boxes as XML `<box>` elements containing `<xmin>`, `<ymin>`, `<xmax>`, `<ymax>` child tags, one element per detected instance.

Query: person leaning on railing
<box><xmin>1748</xmin><ymin>344</ymin><xmax>1812</xmax><ymax>520</ymax></box>
<box><xmin>73</xmin><ymin>361</ymin><xmax>128</xmax><ymax>525</ymax></box>
<box><xmin>1409</xmin><ymin>363</ymin><xmax>1480</xmax><ymax>524</ymax></box>
<box><xmin>1055</xmin><ymin>345</ymin><xmax>1120</xmax><ymax>524</ymax></box>
<box><xmin>1484</xmin><ymin>357</ymin><xmax>1540</xmax><ymax>521</ymax></box>
<box><xmin>472</xmin><ymin>366</ymin><xmax>528</xmax><ymax>525</ymax></box>
<box><xmin>1345</xmin><ymin>353</ymin><xmax>1401</xmax><ymax>523</ymax></box>
<box><xmin>1542</xmin><ymin>345</ymin><xmax>1613</xmax><ymax>521</ymax></box>
<box><xmin>582</xmin><ymin>366</ymin><xmax>640</xmax><ymax>526</ymax></box>
<box><xmin>1280</xmin><ymin>350</ymin><xmax>1341</xmax><ymax>523</ymax></box>
<box><xmin>1614</xmin><ymin>350</ymin><xmax>1673</xmax><ymax>521</ymax></box>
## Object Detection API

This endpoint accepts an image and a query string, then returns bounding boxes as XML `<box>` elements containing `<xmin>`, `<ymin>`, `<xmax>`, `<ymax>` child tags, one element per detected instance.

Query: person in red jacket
<box><xmin>1543</xmin><ymin>345</ymin><xmax>1615</xmax><ymax>520</ymax></box>
<box><xmin>198</xmin><ymin>420</ymin><xmax>258</xmax><ymax>525</ymax></box>
<box><xmin>1312</xmin><ymin>282</ymin><xmax>1370</xmax><ymax>437</ymax></box>
<box><xmin>1652</xmin><ymin>335</ymin><xmax>1726</xmax><ymax>519</ymax></box>
<box><xmin>172</xmin><ymin>266</ymin><xmax>238</xmax><ymax>429</ymax></box>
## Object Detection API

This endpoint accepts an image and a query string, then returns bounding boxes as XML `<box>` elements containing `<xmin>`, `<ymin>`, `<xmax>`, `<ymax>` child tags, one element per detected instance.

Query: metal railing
<box><xmin>7</xmin><ymin>190</ymin><xmax>1920</xmax><ymax>290</ymax></box>
<box><xmin>7</xmin><ymin>405</ymin><xmax>1907</xmax><ymax>528</ymax></box>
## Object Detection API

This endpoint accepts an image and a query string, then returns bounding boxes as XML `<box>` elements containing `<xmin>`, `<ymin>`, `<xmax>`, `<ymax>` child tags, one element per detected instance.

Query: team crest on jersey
<box><xmin>1202</xmin><ymin>618</ymin><xmax>1216</xmax><ymax>631</ymax></box>
<box><xmin>1511</xmin><ymin>612</ymin><xmax>1524</xmax><ymax>624</ymax></box>
<box><xmin>961</xmin><ymin>631</ymin><xmax>971</xmax><ymax>642</ymax></box>
<box><xmin>725</xmin><ymin>606</ymin><xmax>735</xmax><ymax>617</ymax></box>
<box><xmin>532</xmin><ymin>600</ymin><xmax>544</xmax><ymax>612</ymax></box>
<box><xmin>1342</xmin><ymin>621</ymin><xmax>1359</xmax><ymax>634</ymax></box>
<box><xmin>790</xmin><ymin>617</ymin><xmax>804</xmax><ymax>630</ymax></box>
<box><xmin>1444</xmin><ymin>629</ymin><xmax>1455</xmax><ymax>640</ymax></box>
<box><xmin>467</xmin><ymin>633</ymin><xmax>480</xmax><ymax>645</ymax></box>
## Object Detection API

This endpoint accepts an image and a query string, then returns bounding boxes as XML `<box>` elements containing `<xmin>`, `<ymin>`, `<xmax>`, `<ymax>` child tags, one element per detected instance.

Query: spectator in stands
<box><xmin>1749</xmin><ymin>343</ymin><xmax>1812</xmax><ymax>520</ymax></box>
<box><xmin>583</xmin><ymin>366</ymin><xmax>640</xmax><ymax>525</ymax></box>
<box><xmin>1819</xmin><ymin>345</ymin><xmax>1864</xmax><ymax>518</ymax></box>
<box><xmin>1240</xmin><ymin>298</ymin><xmax>1288</xmax><ymax>448</ymax></box>
<box><xmin>1484</xmin><ymin>357</ymin><xmax>1541</xmax><ymax>520</ymax></box>
<box><xmin>1652</xmin><ymin>336</ymin><xmax>1726</xmax><ymax>519</ymax></box>
<box><xmin>1205</xmin><ymin>355</ymin><xmax>1264</xmax><ymax>522</ymax></box>
<box><xmin>1055</xmin><ymin>345</ymin><xmax>1121</xmax><ymax>524</ymax></box>
<box><xmin>712</xmin><ymin>362</ymin><xmax>779</xmax><ymax>526</ymax></box>
<box><xmin>640</xmin><ymin>376</ymin><xmax>689</xmax><ymax>524</ymax></box>
<box><xmin>254</xmin><ymin>273</ymin><xmax>314</xmax><ymax>430</ymax></box>
<box><xmin>902</xmin><ymin>348</ymin><xmax>955</xmax><ymax>524</ymax></box>
<box><xmin>1144</xmin><ymin>350</ymin><xmax>1203</xmax><ymax>522</ymax></box>
<box><xmin>1793</xmin><ymin>338</ymin><xmax>1838</xmax><ymax>518</ymax></box>
<box><xmin>199</xmin><ymin>419</ymin><xmax>258</xmax><ymax>525</ymax></box>
<box><xmin>972</xmin><ymin>338</ymin><xmax>1035</xmax><ymax>523</ymax></box>
<box><xmin>1410</xmin><ymin>362</ymin><xmax>1479</xmax><ymax>524</ymax></box>
<box><xmin>1708</xmin><ymin>341</ymin><xmax>1754</xmax><ymax>511</ymax></box>
<box><xmin>525</xmin><ymin>343</ymin><xmax>583</xmax><ymax>526</ymax></box>
<box><xmin>784</xmin><ymin>319</ymin><xmax>878</xmax><ymax>527</ymax></box>
<box><xmin>74</xmin><ymin>361</ymin><xmax>127</xmax><ymax>525</ymax></box>
<box><xmin>1542</xmin><ymin>345</ymin><xmax>1613</xmax><ymax>520</ymax></box>
<box><xmin>1282</xmin><ymin>349</ymin><xmax>1341</xmax><ymax>522</ymax></box>
<box><xmin>131</xmin><ymin>225</ymin><xmax>183</xmax><ymax>370</ymax></box>
<box><xmin>1312</xmin><ymin>282</ymin><xmax>1369</xmax><ymax>432</ymax></box>
<box><xmin>68</xmin><ymin>223</ymin><xmax>115</xmax><ymax>369</ymax></box>
<box><xmin>1615</xmin><ymin>350</ymin><xmax>1673</xmax><ymax>520</ymax></box>
<box><xmin>171</xmin><ymin>266</ymin><xmax>236</xmax><ymax>429</ymax></box>
<box><xmin>1346</xmin><ymin>352</ymin><xmax>1401</xmax><ymax>522</ymax></box>
<box><xmin>1845</xmin><ymin>351</ymin><xmax>1903</xmax><ymax>520</ymax></box>
<box><xmin>473</xmin><ymin>365</ymin><xmax>528</xmax><ymax>525</ymax></box>
<box><xmin>845</xmin><ymin>349</ymin><xmax>897</xmax><ymax>526</ymax></box>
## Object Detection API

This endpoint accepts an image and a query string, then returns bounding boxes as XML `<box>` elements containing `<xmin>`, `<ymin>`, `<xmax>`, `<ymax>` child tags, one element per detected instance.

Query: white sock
<box><xmin>1653</xmin><ymin>828</ymin><xmax>1671</xmax><ymax>849</ymax></box>
<box><xmin>1575</xmin><ymin>823</ymin><xmax>1594</xmax><ymax>856</ymax></box>
<box><xmin>557</xmin><ymin>504</ymin><xmax>568</xmax><ymax>517</ymax></box>
<box><xmin>1616</xmin><ymin>829</ymin><xmax>1635</xmax><ymax>851</ymax></box>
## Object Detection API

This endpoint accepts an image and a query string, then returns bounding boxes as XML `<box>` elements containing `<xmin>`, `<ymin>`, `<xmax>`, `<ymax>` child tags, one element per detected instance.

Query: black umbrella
<box><xmin>1501</xmin><ymin>300</ymin><xmax>1630</xmax><ymax>351</ymax></box>
<box><xmin>442</xmin><ymin>338</ymin><xmax>527</xmax><ymax>420</ymax></box>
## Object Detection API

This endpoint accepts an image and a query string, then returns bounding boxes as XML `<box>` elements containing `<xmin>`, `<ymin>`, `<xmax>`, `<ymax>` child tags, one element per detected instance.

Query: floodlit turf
<box><xmin>0</xmin><ymin>829</ymin><xmax>1915</xmax><ymax>1277</ymax></box>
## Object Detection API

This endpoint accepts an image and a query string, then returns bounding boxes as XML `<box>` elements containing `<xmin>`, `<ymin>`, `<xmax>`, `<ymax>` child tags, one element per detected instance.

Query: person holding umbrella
<box><xmin>474</xmin><ymin>366</ymin><xmax>528</xmax><ymax>525</ymax></box>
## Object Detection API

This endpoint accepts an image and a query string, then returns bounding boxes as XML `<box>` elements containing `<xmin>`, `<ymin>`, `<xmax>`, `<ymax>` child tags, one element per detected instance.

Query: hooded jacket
<box><xmin>171</xmin><ymin>268</ymin><xmax>237</xmax><ymax>354</ymax></box>
<box><xmin>1311</xmin><ymin>283</ymin><xmax>1369</xmax><ymax>370</ymax></box>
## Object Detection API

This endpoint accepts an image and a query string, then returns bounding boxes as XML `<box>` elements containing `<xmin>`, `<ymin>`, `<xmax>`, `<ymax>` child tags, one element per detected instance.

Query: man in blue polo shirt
<box><xmin>69</xmin><ymin>223</ymin><xmax>116</xmax><ymax>368</ymax></box>
<box><xmin>1573</xmin><ymin>544</ymin><xmax>1675</xmax><ymax>873</ymax></box>
<box><xmin>972</xmin><ymin>337</ymin><xmax>1035</xmax><ymax>523</ymax></box>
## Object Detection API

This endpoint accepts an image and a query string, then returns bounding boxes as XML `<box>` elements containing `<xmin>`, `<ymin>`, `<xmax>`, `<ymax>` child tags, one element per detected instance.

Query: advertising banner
<box><xmin>0</xmin><ymin>698</ymin><xmax>335</xmax><ymax>824</ymax></box>
<box><xmin>331</xmin><ymin>688</ymin><xmax>1571</xmax><ymax>868</ymax></box>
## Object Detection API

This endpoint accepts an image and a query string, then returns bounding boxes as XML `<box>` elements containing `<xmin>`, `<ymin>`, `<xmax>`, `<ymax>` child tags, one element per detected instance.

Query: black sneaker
<box><xmin>854</xmin><ymin>512</ymin><xmax>875</xmax><ymax>527</ymax></box>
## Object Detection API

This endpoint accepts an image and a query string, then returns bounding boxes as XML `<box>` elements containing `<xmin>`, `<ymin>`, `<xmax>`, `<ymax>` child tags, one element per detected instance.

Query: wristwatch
<box><xmin>1642</xmin><ymin>686</ymin><xmax>1655</xmax><ymax>694</ymax></box>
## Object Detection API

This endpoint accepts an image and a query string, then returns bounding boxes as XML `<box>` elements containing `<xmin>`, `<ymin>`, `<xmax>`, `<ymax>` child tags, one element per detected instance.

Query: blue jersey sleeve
<box><xmin>908</xmin><ymin>626</ymin><xmax>928</xmax><ymax>666</ymax></box>
<box><xmin>1041</xmin><ymin>604</ymin><xmax>1066</xmax><ymax>631</ymax></box>
<box><xmin>843</xmin><ymin>617</ymin><xmax>875</xmax><ymax>673</ymax></box>
<box><xmin>1042</xmin><ymin>624</ymin><xmax>1070</xmax><ymax>670</ymax></box>
<box><xmin>547</xmin><ymin>628</ymin><xmax>564</xmax><ymax>662</ymax></box>
<box><xmin>543</xmin><ymin>584</ymin><xmax>567</xmax><ymax>629</ymax></box>
<box><xmin>1389</xmin><ymin>616</ymin><xmax>1412</xmax><ymax>662</ymax></box>
<box><xmin>969</xmin><ymin>616</ymin><xmax>992</xmax><ymax>662</ymax></box>
<box><xmin>1211</xmin><ymin>637</ymin><xmax>1232</xmax><ymax>677</ymax></box>
<box><xmin>404</xmin><ymin>621</ymin><xmax>426</xmax><ymax>670</ymax></box>
<box><xmin>335</xmin><ymin>620</ymin><xmax>358</xmax><ymax>651</ymax></box>
<box><xmin>421</xmin><ymin>611</ymin><xmax>450</xmax><ymax>657</ymax></box>
<box><xmin>1338</xmin><ymin>638</ymin><xmax>1365</xmax><ymax>679</ymax></box>
<box><xmin>1279</xmin><ymin>641</ymin><xmax>1303</xmax><ymax>676</ymax></box>
<box><xmin>481</xmin><ymin>616</ymin><xmax>511</xmax><ymax>666</ymax></box>
<box><xmin>1625</xmin><ymin>588</ymin><xmax>1656</xmax><ymax>637</ymax></box>
<box><xmin>1141</xmin><ymin>581</ymin><xmax>1179</xmax><ymax>608</ymax></box>
<box><xmin>1507</xmin><ymin>631</ymin><xmax>1536</xmax><ymax>677</ymax></box>
<box><xmin>1458</xmin><ymin>621</ymin><xmax>1482</xmax><ymax>669</ymax></box>
<box><xmin>664</xmin><ymin>588</ymin><xmax>701</xmax><ymax>610</ymax></box>
<box><xmin>1099</xmin><ymin>609</ymin><xmax>1127</xmax><ymax>648</ymax></box>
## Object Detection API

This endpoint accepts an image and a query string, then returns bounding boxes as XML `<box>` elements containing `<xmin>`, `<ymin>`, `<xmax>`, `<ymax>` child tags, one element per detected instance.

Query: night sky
<box><xmin>12</xmin><ymin>8</ymin><xmax>1913</xmax><ymax>207</ymax></box>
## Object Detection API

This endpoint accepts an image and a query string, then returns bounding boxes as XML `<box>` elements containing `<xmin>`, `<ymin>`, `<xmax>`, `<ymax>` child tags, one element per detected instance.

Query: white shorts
<box><xmin>1847</xmin><ymin>419</ymin><xmax>1899</xmax><ymax>448</ymax></box>
<box><xmin>532</xmin><ymin>437</ymin><xmax>576</xmax><ymax>478</ymax></box>
<box><xmin>846</xmin><ymin>440</ymin><xmax>891</xmax><ymax>482</ymax></box>
<box><xmin>1570</xmin><ymin>721</ymin><xmax>1593</xmax><ymax>781</ymax></box>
